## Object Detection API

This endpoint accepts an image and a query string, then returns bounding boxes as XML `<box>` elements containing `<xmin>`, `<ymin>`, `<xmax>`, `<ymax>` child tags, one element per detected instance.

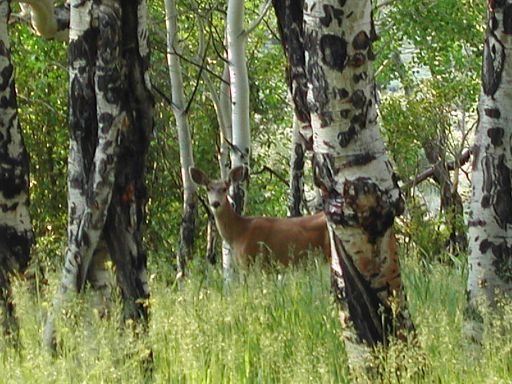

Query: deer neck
<box><xmin>213</xmin><ymin>197</ymin><xmax>248</xmax><ymax>245</ymax></box>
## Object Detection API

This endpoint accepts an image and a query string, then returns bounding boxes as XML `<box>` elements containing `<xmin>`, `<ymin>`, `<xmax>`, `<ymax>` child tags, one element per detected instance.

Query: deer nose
<box><xmin>212</xmin><ymin>201</ymin><xmax>220</xmax><ymax>209</ymax></box>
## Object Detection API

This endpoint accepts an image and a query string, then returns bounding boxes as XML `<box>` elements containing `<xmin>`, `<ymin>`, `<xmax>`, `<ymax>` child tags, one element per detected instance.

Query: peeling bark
<box><xmin>0</xmin><ymin>0</ymin><xmax>33</xmax><ymax>342</ymax></box>
<box><xmin>281</xmin><ymin>0</ymin><xmax>414</xmax><ymax>366</ymax></box>
<box><xmin>468</xmin><ymin>1</ymin><xmax>512</xmax><ymax>330</ymax></box>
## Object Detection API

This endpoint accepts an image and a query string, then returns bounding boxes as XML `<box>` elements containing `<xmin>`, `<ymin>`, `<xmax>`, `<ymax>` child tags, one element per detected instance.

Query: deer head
<box><xmin>190</xmin><ymin>166</ymin><xmax>247</xmax><ymax>211</ymax></box>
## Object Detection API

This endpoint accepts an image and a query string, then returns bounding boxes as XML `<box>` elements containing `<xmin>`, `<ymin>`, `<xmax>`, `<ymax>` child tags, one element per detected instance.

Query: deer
<box><xmin>189</xmin><ymin>166</ymin><xmax>331</xmax><ymax>269</ymax></box>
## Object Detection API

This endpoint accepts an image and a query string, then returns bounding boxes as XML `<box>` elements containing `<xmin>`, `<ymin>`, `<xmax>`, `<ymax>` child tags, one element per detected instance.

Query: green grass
<box><xmin>1</xmin><ymin>255</ymin><xmax>512</xmax><ymax>383</ymax></box>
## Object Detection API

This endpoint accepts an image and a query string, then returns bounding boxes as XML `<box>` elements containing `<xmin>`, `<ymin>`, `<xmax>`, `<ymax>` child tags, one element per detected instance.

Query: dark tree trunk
<box><xmin>0</xmin><ymin>0</ymin><xmax>34</xmax><ymax>342</ymax></box>
<box><xmin>206</xmin><ymin>214</ymin><xmax>218</xmax><ymax>265</ymax></box>
<box><xmin>423</xmin><ymin>139</ymin><xmax>467</xmax><ymax>252</ymax></box>
<box><xmin>288</xmin><ymin>117</ymin><xmax>307</xmax><ymax>216</ymax></box>
<box><xmin>45</xmin><ymin>0</ymin><xmax>153</xmax><ymax>349</ymax></box>
<box><xmin>103</xmin><ymin>0</ymin><xmax>153</xmax><ymax>322</ymax></box>
<box><xmin>273</xmin><ymin>0</ymin><xmax>313</xmax><ymax>216</ymax></box>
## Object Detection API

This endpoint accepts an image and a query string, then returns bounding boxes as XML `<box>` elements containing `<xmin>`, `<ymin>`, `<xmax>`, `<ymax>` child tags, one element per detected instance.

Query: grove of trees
<box><xmin>1</xmin><ymin>0</ymin><xmax>511</xmax><ymax>382</ymax></box>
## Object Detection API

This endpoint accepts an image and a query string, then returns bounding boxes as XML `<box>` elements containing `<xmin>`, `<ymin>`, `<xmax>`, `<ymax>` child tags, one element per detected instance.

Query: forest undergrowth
<box><xmin>1</xmin><ymin>248</ymin><xmax>512</xmax><ymax>383</ymax></box>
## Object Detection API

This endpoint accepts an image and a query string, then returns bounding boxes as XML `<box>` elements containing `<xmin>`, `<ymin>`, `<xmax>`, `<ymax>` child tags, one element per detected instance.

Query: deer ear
<box><xmin>189</xmin><ymin>167</ymin><xmax>209</xmax><ymax>186</ymax></box>
<box><xmin>229</xmin><ymin>166</ymin><xmax>248</xmax><ymax>184</ymax></box>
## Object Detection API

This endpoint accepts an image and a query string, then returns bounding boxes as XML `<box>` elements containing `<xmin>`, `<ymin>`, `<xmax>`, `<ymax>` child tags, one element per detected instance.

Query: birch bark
<box><xmin>273</xmin><ymin>0</ymin><xmax>311</xmax><ymax>216</ymax></box>
<box><xmin>226</xmin><ymin>0</ymin><xmax>251</xmax><ymax>214</ymax></box>
<box><xmin>0</xmin><ymin>0</ymin><xmax>33</xmax><ymax>341</ymax></box>
<box><xmin>165</xmin><ymin>0</ymin><xmax>197</xmax><ymax>277</ymax></box>
<box><xmin>219</xmin><ymin>62</ymin><xmax>234</xmax><ymax>279</ymax></box>
<box><xmin>467</xmin><ymin>0</ymin><xmax>512</xmax><ymax>332</ymax></box>
<box><xmin>288</xmin><ymin>115</ymin><xmax>306</xmax><ymax>216</ymax></box>
<box><xmin>45</xmin><ymin>0</ymin><xmax>153</xmax><ymax>350</ymax></box>
<box><xmin>300</xmin><ymin>0</ymin><xmax>412</xmax><ymax>365</ymax></box>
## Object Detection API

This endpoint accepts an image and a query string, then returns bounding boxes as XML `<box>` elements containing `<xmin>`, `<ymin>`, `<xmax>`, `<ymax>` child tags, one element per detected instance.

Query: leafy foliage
<box><xmin>146</xmin><ymin>0</ymin><xmax>292</xmax><ymax>264</ymax></box>
<box><xmin>10</xmin><ymin>20</ymin><xmax>69</xmax><ymax>270</ymax></box>
<box><xmin>375</xmin><ymin>0</ymin><xmax>484</xmax><ymax>260</ymax></box>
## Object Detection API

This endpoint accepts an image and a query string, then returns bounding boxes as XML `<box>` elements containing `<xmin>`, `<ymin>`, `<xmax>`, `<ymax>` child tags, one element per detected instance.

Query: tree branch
<box><xmin>252</xmin><ymin>165</ymin><xmax>288</xmax><ymax>186</ymax></box>
<box><xmin>245</xmin><ymin>0</ymin><xmax>272</xmax><ymax>36</ymax></box>
<box><xmin>403</xmin><ymin>148</ymin><xmax>472</xmax><ymax>189</ymax></box>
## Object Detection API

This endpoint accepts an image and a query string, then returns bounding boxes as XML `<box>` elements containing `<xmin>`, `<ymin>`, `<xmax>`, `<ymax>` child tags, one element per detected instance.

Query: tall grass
<box><xmin>1</xmin><ymin>255</ymin><xmax>512</xmax><ymax>383</ymax></box>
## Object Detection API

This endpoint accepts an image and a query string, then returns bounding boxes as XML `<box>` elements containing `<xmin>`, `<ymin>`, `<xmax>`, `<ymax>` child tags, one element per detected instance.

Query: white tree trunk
<box><xmin>302</xmin><ymin>0</ymin><xmax>411</xmax><ymax>367</ymax></box>
<box><xmin>198</xmin><ymin>35</ymin><xmax>231</xmax><ymax>270</ymax></box>
<box><xmin>219</xmin><ymin>62</ymin><xmax>234</xmax><ymax>280</ymax></box>
<box><xmin>165</xmin><ymin>0</ymin><xmax>197</xmax><ymax>277</ymax></box>
<box><xmin>227</xmin><ymin>0</ymin><xmax>250</xmax><ymax>212</ymax></box>
<box><xmin>467</xmin><ymin>2</ymin><xmax>512</xmax><ymax>331</ymax></box>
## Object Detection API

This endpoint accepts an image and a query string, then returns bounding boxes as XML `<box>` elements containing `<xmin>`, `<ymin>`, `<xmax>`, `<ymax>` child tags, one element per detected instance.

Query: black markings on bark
<box><xmin>68</xmin><ymin>28</ymin><xmax>99</xmax><ymax>68</ymax></box>
<box><xmin>494</xmin><ymin>155</ymin><xmax>512</xmax><ymax>226</ymax></box>
<box><xmin>480</xmin><ymin>154</ymin><xmax>512</xmax><ymax>227</ymax></box>
<box><xmin>482</xmin><ymin>155</ymin><xmax>494</xmax><ymax>194</ymax></box>
<box><xmin>0</xmin><ymin>63</ymin><xmax>13</xmax><ymax>90</ymax></box>
<box><xmin>0</xmin><ymin>227</ymin><xmax>31</xmax><ymax>272</ymax></box>
<box><xmin>487</xmin><ymin>127</ymin><xmax>504</xmax><ymax>146</ymax></box>
<box><xmin>482</xmin><ymin>29</ymin><xmax>505</xmax><ymax>96</ymax></box>
<box><xmin>319</xmin><ymin>34</ymin><xmax>348</xmax><ymax>71</ymax></box>
<box><xmin>272</xmin><ymin>0</ymin><xmax>311</xmax><ymax>127</ymax></box>
<box><xmin>319</xmin><ymin>4</ymin><xmax>344</xmax><ymax>27</ymax></box>
<box><xmin>490</xmin><ymin>15</ymin><xmax>499</xmax><ymax>31</ymax></box>
<box><xmin>490</xmin><ymin>0</ymin><xmax>507</xmax><ymax>11</ymax></box>
<box><xmin>341</xmin><ymin>178</ymin><xmax>397</xmax><ymax>241</ymax></box>
<box><xmin>340</xmin><ymin>109</ymin><xmax>350</xmax><ymax>119</ymax></box>
<box><xmin>350</xmin><ymin>89</ymin><xmax>366</xmax><ymax>109</ymax></box>
<box><xmin>350</xmin><ymin>112</ymin><xmax>366</xmax><ymax>128</ymax></box>
<box><xmin>331</xmin><ymin>235</ymin><xmax>408</xmax><ymax>346</ymax></box>
<box><xmin>343</xmin><ymin>153</ymin><xmax>376</xmax><ymax>168</ymax></box>
<box><xmin>349</xmin><ymin>52</ymin><xmax>366</xmax><ymax>68</ymax></box>
<box><xmin>334</xmin><ymin>87</ymin><xmax>349</xmax><ymax>99</ymax></box>
<box><xmin>337</xmin><ymin>125</ymin><xmax>356</xmax><ymax>147</ymax></box>
<box><xmin>480</xmin><ymin>239</ymin><xmax>512</xmax><ymax>283</ymax></box>
<box><xmin>289</xmin><ymin>143</ymin><xmax>305</xmax><ymax>217</ymax></box>
<box><xmin>312</xmin><ymin>153</ymin><xmax>337</xmax><ymax>194</ymax></box>
<box><xmin>0</xmin><ymin>0</ymin><xmax>33</xmax><ymax>293</ymax></box>
<box><xmin>304</xmin><ymin>30</ymin><xmax>330</xmax><ymax>125</ymax></box>
<box><xmin>472</xmin><ymin>144</ymin><xmax>480</xmax><ymax>171</ymax></box>
<box><xmin>503</xmin><ymin>4</ymin><xmax>512</xmax><ymax>34</ymax></box>
<box><xmin>484</xmin><ymin>108</ymin><xmax>501</xmax><ymax>118</ymax></box>
<box><xmin>352</xmin><ymin>31</ymin><xmax>370</xmax><ymax>51</ymax></box>
<box><xmin>353</xmin><ymin>71</ymin><xmax>368</xmax><ymax>83</ymax></box>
